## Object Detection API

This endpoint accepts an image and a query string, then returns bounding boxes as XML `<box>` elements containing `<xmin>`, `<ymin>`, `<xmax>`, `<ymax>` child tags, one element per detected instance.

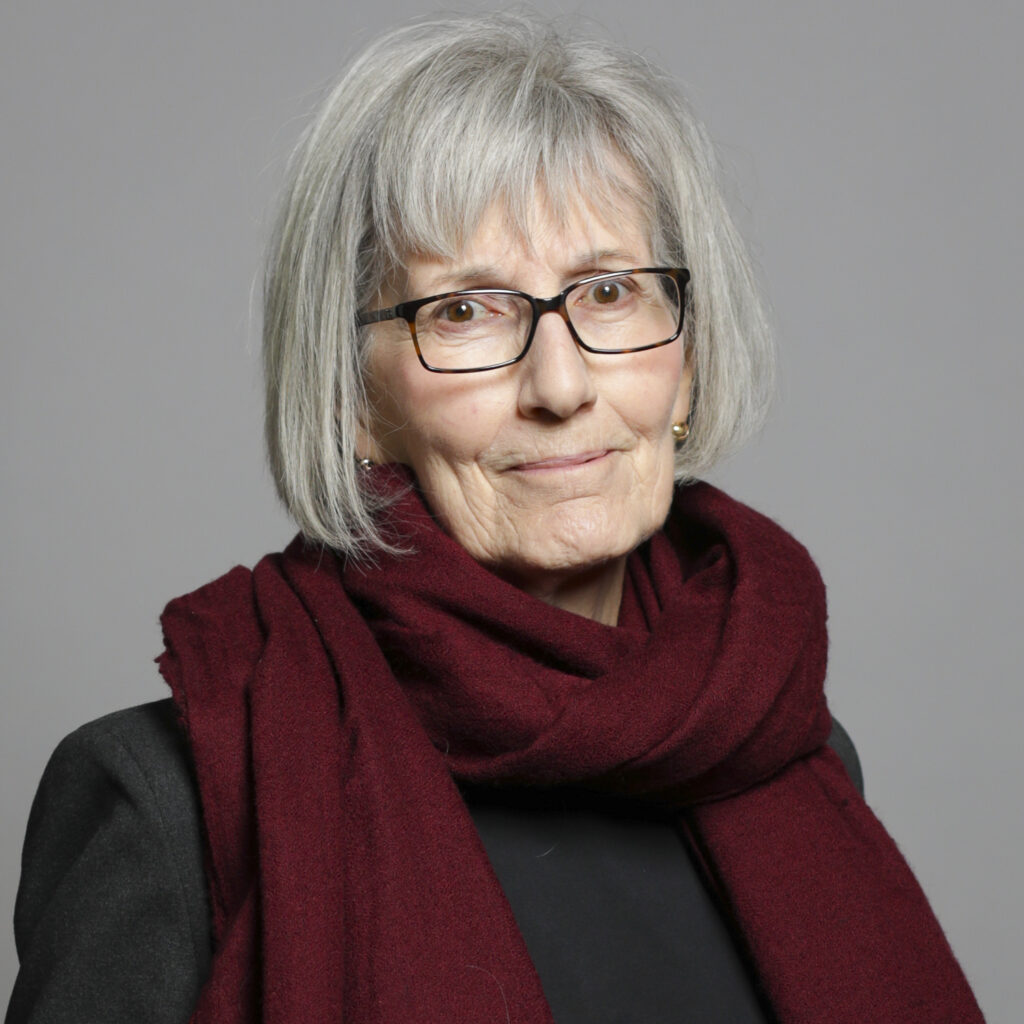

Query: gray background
<box><xmin>2</xmin><ymin>1</ymin><xmax>1021</xmax><ymax>1018</ymax></box>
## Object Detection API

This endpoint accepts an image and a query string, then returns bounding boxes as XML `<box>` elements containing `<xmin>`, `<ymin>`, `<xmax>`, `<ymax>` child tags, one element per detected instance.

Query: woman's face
<box><xmin>362</xmin><ymin>193</ymin><xmax>692</xmax><ymax>622</ymax></box>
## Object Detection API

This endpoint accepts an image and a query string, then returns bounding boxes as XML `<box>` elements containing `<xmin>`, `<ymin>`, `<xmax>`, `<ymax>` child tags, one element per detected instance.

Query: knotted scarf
<box><xmin>159</xmin><ymin>470</ymin><xmax>982</xmax><ymax>1022</ymax></box>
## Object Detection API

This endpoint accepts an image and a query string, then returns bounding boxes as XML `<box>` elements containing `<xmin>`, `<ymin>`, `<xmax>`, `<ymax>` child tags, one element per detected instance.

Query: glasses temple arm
<box><xmin>355</xmin><ymin>306</ymin><xmax>398</xmax><ymax>326</ymax></box>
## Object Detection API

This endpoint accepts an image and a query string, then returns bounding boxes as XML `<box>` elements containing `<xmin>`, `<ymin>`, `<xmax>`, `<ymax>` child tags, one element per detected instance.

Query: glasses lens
<box><xmin>414</xmin><ymin>292</ymin><xmax>533</xmax><ymax>371</ymax></box>
<box><xmin>566</xmin><ymin>272</ymin><xmax>681</xmax><ymax>352</ymax></box>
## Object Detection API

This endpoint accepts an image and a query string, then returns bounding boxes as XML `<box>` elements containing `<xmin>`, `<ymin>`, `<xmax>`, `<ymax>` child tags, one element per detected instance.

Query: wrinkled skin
<box><xmin>362</xmin><ymin>195</ymin><xmax>692</xmax><ymax>624</ymax></box>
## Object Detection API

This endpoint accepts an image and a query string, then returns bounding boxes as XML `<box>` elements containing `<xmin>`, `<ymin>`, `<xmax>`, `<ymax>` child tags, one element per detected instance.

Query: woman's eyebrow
<box><xmin>564</xmin><ymin>249</ymin><xmax>642</xmax><ymax>276</ymax></box>
<box><xmin>418</xmin><ymin>250</ymin><xmax>644</xmax><ymax>295</ymax></box>
<box><xmin>421</xmin><ymin>264</ymin><xmax>504</xmax><ymax>292</ymax></box>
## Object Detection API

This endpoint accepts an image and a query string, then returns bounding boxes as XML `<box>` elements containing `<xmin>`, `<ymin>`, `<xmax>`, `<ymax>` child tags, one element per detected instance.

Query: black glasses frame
<box><xmin>356</xmin><ymin>267</ymin><xmax>690</xmax><ymax>374</ymax></box>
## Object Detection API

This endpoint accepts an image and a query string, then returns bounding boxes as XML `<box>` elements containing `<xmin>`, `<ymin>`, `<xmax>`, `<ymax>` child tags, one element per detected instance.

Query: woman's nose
<box><xmin>516</xmin><ymin>310</ymin><xmax>597</xmax><ymax>420</ymax></box>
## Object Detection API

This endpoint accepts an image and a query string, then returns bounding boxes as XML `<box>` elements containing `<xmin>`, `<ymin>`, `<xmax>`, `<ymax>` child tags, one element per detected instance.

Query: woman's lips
<box><xmin>509</xmin><ymin>450</ymin><xmax>612</xmax><ymax>472</ymax></box>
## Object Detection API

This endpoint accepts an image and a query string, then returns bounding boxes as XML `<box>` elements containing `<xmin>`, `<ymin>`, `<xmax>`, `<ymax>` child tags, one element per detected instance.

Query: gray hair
<box><xmin>263</xmin><ymin>12</ymin><xmax>774</xmax><ymax>557</ymax></box>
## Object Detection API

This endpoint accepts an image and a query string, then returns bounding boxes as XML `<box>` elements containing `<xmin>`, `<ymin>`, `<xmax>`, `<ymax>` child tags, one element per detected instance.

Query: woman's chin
<box><xmin>477</xmin><ymin>516</ymin><xmax>641</xmax><ymax>617</ymax></box>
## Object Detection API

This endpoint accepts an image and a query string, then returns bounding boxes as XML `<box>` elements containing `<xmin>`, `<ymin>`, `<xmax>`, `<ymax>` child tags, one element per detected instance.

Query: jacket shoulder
<box><xmin>61</xmin><ymin>698</ymin><xmax>200</xmax><ymax>812</ymax></box>
<box><xmin>6</xmin><ymin>699</ymin><xmax>210</xmax><ymax>1024</ymax></box>
<box><xmin>26</xmin><ymin>699</ymin><xmax>208</xmax><ymax>938</ymax></box>
<box><xmin>827</xmin><ymin>717</ymin><xmax>864</xmax><ymax>795</ymax></box>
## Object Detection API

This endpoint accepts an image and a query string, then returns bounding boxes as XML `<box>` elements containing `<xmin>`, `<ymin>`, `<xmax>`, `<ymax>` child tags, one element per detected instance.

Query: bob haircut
<box><xmin>264</xmin><ymin>12</ymin><xmax>774</xmax><ymax>558</ymax></box>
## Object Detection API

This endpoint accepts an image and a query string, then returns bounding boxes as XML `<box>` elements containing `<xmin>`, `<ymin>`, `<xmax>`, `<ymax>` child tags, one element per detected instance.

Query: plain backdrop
<box><xmin>2</xmin><ymin>1</ymin><xmax>1021</xmax><ymax>1019</ymax></box>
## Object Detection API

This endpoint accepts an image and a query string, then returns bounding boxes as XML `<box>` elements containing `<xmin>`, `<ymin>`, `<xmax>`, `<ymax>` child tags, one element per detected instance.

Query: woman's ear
<box><xmin>354</xmin><ymin>402</ymin><xmax>386</xmax><ymax>465</ymax></box>
<box><xmin>671</xmin><ymin>349</ymin><xmax>695</xmax><ymax>426</ymax></box>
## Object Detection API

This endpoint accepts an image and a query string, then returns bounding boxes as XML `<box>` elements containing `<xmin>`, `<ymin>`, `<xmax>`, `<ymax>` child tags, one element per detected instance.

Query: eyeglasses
<box><xmin>356</xmin><ymin>267</ymin><xmax>689</xmax><ymax>373</ymax></box>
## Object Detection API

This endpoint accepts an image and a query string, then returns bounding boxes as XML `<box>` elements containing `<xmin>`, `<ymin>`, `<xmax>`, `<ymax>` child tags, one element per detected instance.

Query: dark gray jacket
<box><xmin>6</xmin><ymin>702</ymin><xmax>210</xmax><ymax>1024</ymax></box>
<box><xmin>5</xmin><ymin>699</ymin><xmax>862</xmax><ymax>1024</ymax></box>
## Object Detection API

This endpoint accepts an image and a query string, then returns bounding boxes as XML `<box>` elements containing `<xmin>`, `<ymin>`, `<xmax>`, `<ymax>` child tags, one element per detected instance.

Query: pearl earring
<box><xmin>671</xmin><ymin>420</ymin><xmax>690</xmax><ymax>443</ymax></box>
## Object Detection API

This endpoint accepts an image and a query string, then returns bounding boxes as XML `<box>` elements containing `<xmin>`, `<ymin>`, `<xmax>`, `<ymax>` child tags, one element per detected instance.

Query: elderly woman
<box><xmin>7</xmin><ymin>13</ymin><xmax>982</xmax><ymax>1024</ymax></box>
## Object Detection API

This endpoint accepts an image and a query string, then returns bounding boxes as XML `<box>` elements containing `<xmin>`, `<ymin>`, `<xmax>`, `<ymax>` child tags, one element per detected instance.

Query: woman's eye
<box><xmin>423</xmin><ymin>294</ymin><xmax>519</xmax><ymax>336</ymax></box>
<box><xmin>443</xmin><ymin>300</ymin><xmax>479</xmax><ymax>323</ymax></box>
<box><xmin>592</xmin><ymin>281</ymin><xmax>622</xmax><ymax>304</ymax></box>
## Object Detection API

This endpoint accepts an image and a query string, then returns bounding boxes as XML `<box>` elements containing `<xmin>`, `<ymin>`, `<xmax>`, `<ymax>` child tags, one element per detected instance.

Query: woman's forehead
<box><xmin>391</xmin><ymin>181</ymin><xmax>655</xmax><ymax>290</ymax></box>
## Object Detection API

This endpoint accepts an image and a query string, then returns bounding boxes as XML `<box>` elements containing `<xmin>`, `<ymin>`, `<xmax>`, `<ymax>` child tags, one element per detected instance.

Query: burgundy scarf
<box><xmin>159</xmin><ymin>470</ymin><xmax>982</xmax><ymax>1022</ymax></box>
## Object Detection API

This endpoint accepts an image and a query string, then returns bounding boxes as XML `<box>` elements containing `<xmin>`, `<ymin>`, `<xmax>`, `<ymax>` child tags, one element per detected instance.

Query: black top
<box><xmin>468</xmin><ymin>786</ymin><xmax>774</xmax><ymax>1022</ymax></box>
<box><xmin>5</xmin><ymin>699</ymin><xmax>862</xmax><ymax>1024</ymax></box>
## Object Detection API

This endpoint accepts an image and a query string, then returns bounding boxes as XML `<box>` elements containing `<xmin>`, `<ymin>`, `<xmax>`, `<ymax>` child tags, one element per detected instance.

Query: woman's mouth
<box><xmin>509</xmin><ymin>450</ymin><xmax>612</xmax><ymax>473</ymax></box>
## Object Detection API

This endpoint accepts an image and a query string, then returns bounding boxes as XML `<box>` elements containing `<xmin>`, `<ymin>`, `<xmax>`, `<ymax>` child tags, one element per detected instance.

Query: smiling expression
<box><xmin>361</xmin><ymin>192</ymin><xmax>692</xmax><ymax>623</ymax></box>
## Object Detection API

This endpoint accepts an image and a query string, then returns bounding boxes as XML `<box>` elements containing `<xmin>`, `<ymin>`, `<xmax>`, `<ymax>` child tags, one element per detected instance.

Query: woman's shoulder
<box><xmin>37</xmin><ymin>699</ymin><xmax>205</xmax><ymax>877</ymax></box>
<box><xmin>52</xmin><ymin>698</ymin><xmax>195</xmax><ymax>790</ymax></box>
<box><xmin>7</xmin><ymin>700</ymin><xmax>210</xmax><ymax>1024</ymax></box>
<box><xmin>827</xmin><ymin>717</ymin><xmax>863</xmax><ymax>795</ymax></box>
<box><xmin>31</xmin><ymin>698</ymin><xmax>208</xmax><ymax>942</ymax></box>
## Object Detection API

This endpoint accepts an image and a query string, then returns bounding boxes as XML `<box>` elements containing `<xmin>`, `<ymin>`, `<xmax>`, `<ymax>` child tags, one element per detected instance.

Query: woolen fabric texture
<box><xmin>158</xmin><ymin>469</ymin><xmax>983</xmax><ymax>1023</ymax></box>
